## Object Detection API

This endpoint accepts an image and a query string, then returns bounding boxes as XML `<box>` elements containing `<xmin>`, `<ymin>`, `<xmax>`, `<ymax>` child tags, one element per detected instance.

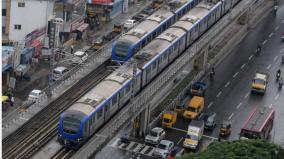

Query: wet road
<box><xmin>93</xmin><ymin>4</ymin><xmax>284</xmax><ymax>159</ymax></box>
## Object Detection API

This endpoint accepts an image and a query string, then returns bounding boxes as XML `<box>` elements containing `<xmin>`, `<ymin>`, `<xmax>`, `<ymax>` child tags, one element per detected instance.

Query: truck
<box><xmin>183</xmin><ymin>120</ymin><xmax>204</xmax><ymax>150</ymax></box>
<box><xmin>240</xmin><ymin>106</ymin><xmax>275</xmax><ymax>140</ymax></box>
<box><xmin>190</xmin><ymin>82</ymin><xmax>207</xmax><ymax>97</ymax></box>
<box><xmin>251</xmin><ymin>72</ymin><xmax>268</xmax><ymax>94</ymax></box>
<box><xmin>183</xmin><ymin>96</ymin><xmax>204</xmax><ymax>120</ymax></box>
<box><xmin>162</xmin><ymin>111</ymin><xmax>177</xmax><ymax>128</ymax></box>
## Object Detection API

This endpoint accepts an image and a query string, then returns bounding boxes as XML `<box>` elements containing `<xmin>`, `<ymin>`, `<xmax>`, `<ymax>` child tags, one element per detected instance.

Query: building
<box><xmin>2</xmin><ymin>46</ymin><xmax>16</xmax><ymax>91</ymax></box>
<box><xmin>2</xmin><ymin>0</ymin><xmax>54</xmax><ymax>43</ymax></box>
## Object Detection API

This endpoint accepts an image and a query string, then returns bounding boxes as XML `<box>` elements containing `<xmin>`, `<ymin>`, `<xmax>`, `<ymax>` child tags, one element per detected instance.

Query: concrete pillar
<box><xmin>203</xmin><ymin>48</ymin><xmax>209</xmax><ymax>70</ymax></box>
<box><xmin>139</xmin><ymin>104</ymin><xmax>151</xmax><ymax>137</ymax></box>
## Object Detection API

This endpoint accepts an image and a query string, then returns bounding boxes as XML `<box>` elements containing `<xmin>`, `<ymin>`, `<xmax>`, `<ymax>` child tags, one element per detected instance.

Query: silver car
<box><xmin>153</xmin><ymin>140</ymin><xmax>174</xmax><ymax>159</ymax></box>
<box><xmin>145</xmin><ymin>127</ymin><xmax>166</xmax><ymax>145</ymax></box>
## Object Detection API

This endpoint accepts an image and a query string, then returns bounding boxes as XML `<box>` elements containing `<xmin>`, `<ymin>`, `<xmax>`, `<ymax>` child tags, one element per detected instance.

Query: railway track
<box><xmin>3</xmin><ymin>60</ymin><xmax>113</xmax><ymax>159</ymax></box>
<box><xmin>51</xmin><ymin>148</ymin><xmax>75</xmax><ymax>159</ymax></box>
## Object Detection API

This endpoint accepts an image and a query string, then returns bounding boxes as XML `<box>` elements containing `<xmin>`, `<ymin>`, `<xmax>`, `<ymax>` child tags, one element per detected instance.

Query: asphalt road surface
<box><xmin>94</xmin><ymin>5</ymin><xmax>284</xmax><ymax>159</ymax></box>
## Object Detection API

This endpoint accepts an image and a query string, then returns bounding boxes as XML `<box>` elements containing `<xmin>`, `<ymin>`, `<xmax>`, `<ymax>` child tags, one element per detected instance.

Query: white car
<box><xmin>153</xmin><ymin>140</ymin><xmax>174</xmax><ymax>159</ymax></box>
<box><xmin>145</xmin><ymin>127</ymin><xmax>166</xmax><ymax>145</ymax></box>
<box><xmin>72</xmin><ymin>51</ymin><xmax>88</xmax><ymax>65</ymax></box>
<box><xmin>124</xmin><ymin>19</ymin><xmax>137</xmax><ymax>30</ymax></box>
<box><xmin>28</xmin><ymin>89</ymin><xmax>43</xmax><ymax>101</ymax></box>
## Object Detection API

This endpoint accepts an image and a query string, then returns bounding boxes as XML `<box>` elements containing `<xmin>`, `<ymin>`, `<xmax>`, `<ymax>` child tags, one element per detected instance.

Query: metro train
<box><xmin>111</xmin><ymin>0</ymin><xmax>202</xmax><ymax>62</ymax></box>
<box><xmin>58</xmin><ymin>0</ymin><xmax>241</xmax><ymax>149</ymax></box>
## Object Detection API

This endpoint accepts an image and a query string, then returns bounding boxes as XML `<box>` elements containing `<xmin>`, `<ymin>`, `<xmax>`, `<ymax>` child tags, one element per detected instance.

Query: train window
<box><xmin>146</xmin><ymin>67</ymin><xmax>151</xmax><ymax>74</ymax></box>
<box><xmin>105</xmin><ymin>103</ymin><xmax>109</xmax><ymax>112</ymax></box>
<box><xmin>97</xmin><ymin>109</ymin><xmax>103</xmax><ymax>119</ymax></box>
<box><xmin>112</xmin><ymin>94</ymin><xmax>117</xmax><ymax>105</ymax></box>
<box><xmin>126</xmin><ymin>84</ymin><xmax>131</xmax><ymax>93</ymax></box>
<box><xmin>152</xmin><ymin>60</ymin><xmax>157</xmax><ymax>69</ymax></box>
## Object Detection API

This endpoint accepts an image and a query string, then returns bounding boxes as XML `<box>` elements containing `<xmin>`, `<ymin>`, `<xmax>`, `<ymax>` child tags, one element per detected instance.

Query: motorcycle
<box><xmin>210</xmin><ymin>71</ymin><xmax>215</xmax><ymax>81</ymax></box>
<box><xmin>279</xmin><ymin>79</ymin><xmax>283</xmax><ymax>89</ymax></box>
<box><xmin>281</xmin><ymin>33</ymin><xmax>284</xmax><ymax>42</ymax></box>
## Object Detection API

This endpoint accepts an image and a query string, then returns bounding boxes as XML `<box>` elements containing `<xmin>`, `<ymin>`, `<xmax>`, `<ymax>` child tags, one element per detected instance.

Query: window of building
<box><xmin>2</xmin><ymin>27</ymin><xmax>6</xmax><ymax>34</ymax></box>
<box><xmin>2</xmin><ymin>9</ymin><xmax>6</xmax><ymax>16</ymax></box>
<box><xmin>14</xmin><ymin>24</ymin><xmax>21</xmax><ymax>30</ymax></box>
<box><xmin>18</xmin><ymin>2</ymin><xmax>25</xmax><ymax>7</ymax></box>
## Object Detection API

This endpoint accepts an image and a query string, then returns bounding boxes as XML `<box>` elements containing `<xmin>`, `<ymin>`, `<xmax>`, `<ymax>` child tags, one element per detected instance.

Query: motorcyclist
<box><xmin>277</xmin><ymin>69</ymin><xmax>281</xmax><ymax>80</ymax></box>
<box><xmin>282</xmin><ymin>55</ymin><xmax>284</xmax><ymax>63</ymax></box>
<box><xmin>277</xmin><ymin>69</ymin><xmax>281</xmax><ymax>75</ymax></box>
<box><xmin>257</xmin><ymin>45</ymin><xmax>261</xmax><ymax>54</ymax></box>
<box><xmin>210</xmin><ymin>67</ymin><xmax>215</xmax><ymax>80</ymax></box>
<box><xmin>279</xmin><ymin>77</ymin><xmax>283</xmax><ymax>89</ymax></box>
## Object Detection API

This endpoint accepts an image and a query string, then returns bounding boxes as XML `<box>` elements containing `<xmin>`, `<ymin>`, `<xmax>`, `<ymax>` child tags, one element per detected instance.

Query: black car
<box><xmin>204</xmin><ymin>112</ymin><xmax>217</xmax><ymax>130</ymax></box>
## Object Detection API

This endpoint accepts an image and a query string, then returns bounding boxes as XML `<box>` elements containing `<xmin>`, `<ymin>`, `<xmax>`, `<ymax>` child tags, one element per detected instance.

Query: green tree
<box><xmin>178</xmin><ymin>140</ymin><xmax>284</xmax><ymax>159</ymax></box>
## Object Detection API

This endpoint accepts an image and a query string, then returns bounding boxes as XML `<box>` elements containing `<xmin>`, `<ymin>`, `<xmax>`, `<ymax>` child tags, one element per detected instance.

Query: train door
<box><xmin>104</xmin><ymin>103</ymin><xmax>111</xmax><ymax>121</ymax></box>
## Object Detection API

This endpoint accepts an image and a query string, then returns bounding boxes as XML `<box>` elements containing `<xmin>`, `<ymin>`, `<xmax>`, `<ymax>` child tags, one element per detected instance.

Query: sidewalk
<box><xmin>2</xmin><ymin>0</ymin><xmax>152</xmax><ymax>138</ymax></box>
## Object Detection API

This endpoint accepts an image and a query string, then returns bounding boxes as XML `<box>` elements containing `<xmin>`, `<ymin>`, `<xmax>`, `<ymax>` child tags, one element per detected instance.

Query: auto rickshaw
<box><xmin>219</xmin><ymin>120</ymin><xmax>231</xmax><ymax>137</ymax></box>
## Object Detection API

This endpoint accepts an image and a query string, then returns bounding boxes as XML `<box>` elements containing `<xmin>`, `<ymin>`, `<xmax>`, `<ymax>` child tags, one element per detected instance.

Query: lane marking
<box><xmin>228</xmin><ymin>113</ymin><xmax>234</xmax><ymax>120</ymax></box>
<box><xmin>177</xmin><ymin>137</ymin><xmax>184</xmax><ymax>145</ymax></box>
<box><xmin>281</xmin><ymin>19</ymin><xmax>284</xmax><ymax>24</ymax></box>
<box><xmin>236</xmin><ymin>102</ymin><xmax>242</xmax><ymax>109</ymax></box>
<box><xmin>233</xmin><ymin>72</ymin><xmax>239</xmax><ymax>78</ymax></box>
<box><xmin>275</xmin><ymin>26</ymin><xmax>279</xmax><ymax>31</ymax></box>
<box><xmin>244</xmin><ymin>92</ymin><xmax>250</xmax><ymax>99</ymax></box>
<box><xmin>274</xmin><ymin>56</ymin><xmax>278</xmax><ymax>61</ymax></box>
<box><xmin>217</xmin><ymin>91</ymin><xmax>222</xmax><ymax>98</ymax></box>
<box><xmin>275</xmin><ymin>94</ymin><xmax>280</xmax><ymax>100</ymax></box>
<box><xmin>198</xmin><ymin>113</ymin><xmax>204</xmax><ymax>119</ymax></box>
<box><xmin>280</xmin><ymin>48</ymin><xmax>284</xmax><ymax>54</ymax></box>
<box><xmin>269</xmin><ymin>104</ymin><xmax>273</xmax><ymax>108</ymax></box>
<box><xmin>241</xmin><ymin>64</ymin><xmax>246</xmax><ymax>69</ymax></box>
<box><xmin>249</xmin><ymin>55</ymin><xmax>253</xmax><ymax>61</ymax></box>
<box><xmin>207</xmin><ymin>102</ymin><xmax>213</xmax><ymax>108</ymax></box>
<box><xmin>269</xmin><ymin>32</ymin><xmax>274</xmax><ymax>38</ymax></box>
<box><xmin>267</xmin><ymin>64</ymin><xmax>272</xmax><ymax>69</ymax></box>
<box><xmin>262</xmin><ymin>40</ymin><xmax>267</xmax><ymax>45</ymax></box>
<box><xmin>225</xmin><ymin>81</ymin><xmax>230</xmax><ymax>87</ymax></box>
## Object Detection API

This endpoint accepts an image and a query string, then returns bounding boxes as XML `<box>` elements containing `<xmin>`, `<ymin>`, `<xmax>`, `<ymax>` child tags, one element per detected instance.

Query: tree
<box><xmin>178</xmin><ymin>140</ymin><xmax>284</xmax><ymax>159</ymax></box>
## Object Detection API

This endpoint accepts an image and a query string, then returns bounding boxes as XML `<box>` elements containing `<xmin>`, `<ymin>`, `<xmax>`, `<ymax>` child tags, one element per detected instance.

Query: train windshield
<box><xmin>240</xmin><ymin>129</ymin><xmax>260</xmax><ymax>139</ymax></box>
<box><xmin>115</xmin><ymin>41</ymin><xmax>132</xmax><ymax>57</ymax></box>
<box><xmin>62</xmin><ymin>116</ymin><xmax>81</xmax><ymax>134</ymax></box>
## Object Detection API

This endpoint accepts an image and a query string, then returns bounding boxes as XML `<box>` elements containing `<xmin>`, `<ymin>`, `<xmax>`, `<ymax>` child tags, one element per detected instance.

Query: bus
<box><xmin>240</xmin><ymin>106</ymin><xmax>275</xmax><ymax>140</ymax></box>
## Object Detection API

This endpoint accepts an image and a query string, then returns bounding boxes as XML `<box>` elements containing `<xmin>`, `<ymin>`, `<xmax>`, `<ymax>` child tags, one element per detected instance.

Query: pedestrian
<box><xmin>10</xmin><ymin>96</ymin><xmax>15</xmax><ymax>106</ymax></box>
<box><xmin>71</xmin><ymin>45</ymin><xmax>74</xmax><ymax>54</ymax></box>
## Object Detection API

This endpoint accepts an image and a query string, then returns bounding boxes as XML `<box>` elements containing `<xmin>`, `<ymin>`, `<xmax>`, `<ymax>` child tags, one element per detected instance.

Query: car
<box><xmin>123</xmin><ymin>19</ymin><xmax>137</xmax><ymax>30</ymax></box>
<box><xmin>53</xmin><ymin>66</ymin><xmax>69</xmax><ymax>81</ymax></box>
<box><xmin>153</xmin><ymin>140</ymin><xmax>174</xmax><ymax>159</ymax></box>
<box><xmin>204</xmin><ymin>112</ymin><xmax>217</xmax><ymax>130</ymax></box>
<box><xmin>142</xmin><ymin>7</ymin><xmax>155</xmax><ymax>15</ymax></box>
<box><xmin>145</xmin><ymin>127</ymin><xmax>166</xmax><ymax>145</ymax></box>
<box><xmin>28</xmin><ymin>89</ymin><xmax>43</xmax><ymax>102</ymax></box>
<box><xmin>72</xmin><ymin>51</ymin><xmax>88</xmax><ymax>65</ymax></box>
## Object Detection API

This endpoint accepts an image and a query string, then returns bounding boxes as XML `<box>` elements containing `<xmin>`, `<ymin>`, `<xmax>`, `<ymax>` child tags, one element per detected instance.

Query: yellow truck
<box><xmin>251</xmin><ymin>72</ymin><xmax>268</xmax><ymax>94</ymax></box>
<box><xmin>183</xmin><ymin>96</ymin><xmax>204</xmax><ymax>120</ymax></box>
<box><xmin>162</xmin><ymin>111</ymin><xmax>177</xmax><ymax>128</ymax></box>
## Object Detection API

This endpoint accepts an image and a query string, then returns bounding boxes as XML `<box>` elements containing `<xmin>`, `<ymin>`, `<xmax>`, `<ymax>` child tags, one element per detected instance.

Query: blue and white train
<box><xmin>111</xmin><ymin>0</ymin><xmax>201</xmax><ymax>62</ymax></box>
<box><xmin>58</xmin><ymin>0</ymin><xmax>241</xmax><ymax>149</ymax></box>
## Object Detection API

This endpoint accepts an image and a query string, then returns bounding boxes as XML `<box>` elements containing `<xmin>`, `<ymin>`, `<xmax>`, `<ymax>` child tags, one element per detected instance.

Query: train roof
<box><xmin>117</xmin><ymin>8</ymin><xmax>174</xmax><ymax>44</ymax></box>
<box><xmin>242</xmin><ymin>106</ymin><xmax>275</xmax><ymax>133</ymax></box>
<box><xmin>68</xmin><ymin>66</ymin><xmax>139</xmax><ymax>115</ymax></box>
<box><xmin>135</xmin><ymin>26</ymin><xmax>186</xmax><ymax>68</ymax></box>
<box><xmin>173</xmin><ymin>1</ymin><xmax>218</xmax><ymax>31</ymax></box>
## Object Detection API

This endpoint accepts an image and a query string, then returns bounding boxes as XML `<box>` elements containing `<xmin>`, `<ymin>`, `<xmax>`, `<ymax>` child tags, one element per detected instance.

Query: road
<box><xmin>93</xmin><ymin>4</ymin><xmax>284</xmax><ymax>159</ymax></box>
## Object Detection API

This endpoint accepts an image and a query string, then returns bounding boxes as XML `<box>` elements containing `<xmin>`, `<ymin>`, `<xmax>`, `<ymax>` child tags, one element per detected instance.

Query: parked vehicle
<box><xmin>145</xmin><ymin>127</ymin><xmax>166</xmax><ymax>145</ymax></box>
<box><xmin>190</xmin><ymin>82</ymin><xmax>207</xmax><ymax>96</ymax></box>
<box><xmin>251</xmin><ymin>72</ymin><xmax>268</xmax><ymax>94</ymax></box>
<box><xmin>153</xmin><ymin>140</ymin><xmax>174</xmax><ymax>159</ymax></box>
<box><xmin>28</xmin><ymin>89</ymin><xmax>43</xmax><ymax>102</ymax></box>
<box><xmin>53</xmin><ymin>66</ymin><xmax>69</xmax><ymax>81</ymax></box>
<box><xmin>204</xmin><ymin>112</ymin><xmax>217</xmax><ymax>130</ymax></box>
<box><xmin>142</xmin><ymin>7</ymin><xmax>155</xmax><ymax>15</ymax></box>
<box><xmin>123</xmin><ymin>19</ymin><xmax>137</xmax><ymax>30</ymax></box>
<box><xmin>240</xmin><ymin>106</ymin><xmax>275</xmax><ymax>140</ymax></box>
<box><xmin>183</xmin><ymin>120</ymin><xmax>204</xmax><ymax>150</ymax></box>
<box><xmin>72</xmin><ymin>51</ymin><xmax>88</xmax><ymax>65</ymax></box>
<box><xmin>219</xmin><ymin>120</ymin><xmax>232</xmax><ymax>137</ymax></box>
<box><xmin>162</xmin><ymin>111</ymin><xmax>177</xmax><ymax>128</ymax></box>
<box><xmin>183</xmin><ymin>96</ymin><xmax>204</xmax><ymax>120</ymax></box>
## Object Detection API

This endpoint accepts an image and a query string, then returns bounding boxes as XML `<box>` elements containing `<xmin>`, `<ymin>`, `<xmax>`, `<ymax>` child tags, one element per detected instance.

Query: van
<box><xmin>183</xmin><ymin>96</ymin><xmax>204</xmax><ymax>119</ymax></box>
<box><xmin>53</xmin><ymin>66</ymin><xmax>68</xmax><ymax>81</ymax></box>
<box><xmin>72</xmin><ymin>51</ymin><xmax>88</xmax><ymax>65</ymax></box>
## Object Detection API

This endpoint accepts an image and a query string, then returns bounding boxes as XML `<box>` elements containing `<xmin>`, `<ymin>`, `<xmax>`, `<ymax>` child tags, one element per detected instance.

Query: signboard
<box><xmin>32</xmin><ymin>58</ymin><xmax>39</xmax><ymax>63</ymax></box>
<box><xmin>48</xmin><ymin>20</ymin><xmax>56</xmax><ymax>48</ymax></box>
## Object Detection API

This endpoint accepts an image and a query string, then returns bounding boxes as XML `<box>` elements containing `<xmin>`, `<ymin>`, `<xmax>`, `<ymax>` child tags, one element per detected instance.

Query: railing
<box><xmin>71</xmin><ymin>0</ymin><xmax>258</xmax><ymax>158</ymax></box>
